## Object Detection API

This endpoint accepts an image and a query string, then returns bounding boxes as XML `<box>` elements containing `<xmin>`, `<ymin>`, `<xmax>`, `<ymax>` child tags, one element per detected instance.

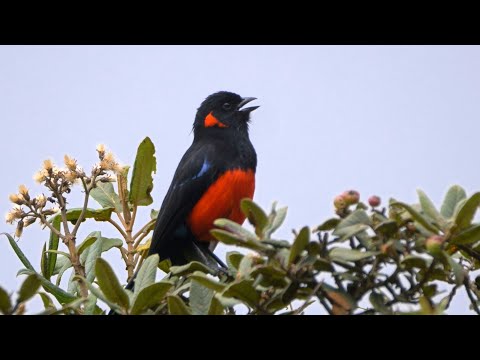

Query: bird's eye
<box><xmin>222</xmin><ymin>102</ymin><xmax>232</xmax><ymax>110</ymax></box>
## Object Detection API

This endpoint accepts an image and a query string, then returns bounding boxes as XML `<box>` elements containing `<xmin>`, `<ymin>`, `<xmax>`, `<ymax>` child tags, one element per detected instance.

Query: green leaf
<box><xmin>167</xmin><ymin>295</ymin><xmax>192</xmax><ymax>315</ymax></box>
<box><xmin>223</xmin><ymin>280</ymin><xmax>260</xmax><ymax>308</ymax></box>
<box><xmin>447</xmin><ymin>256</ymin><xmax>465</xmax><ymax>285</ymax></box>
<box><xmin>333</xmin><ymin>210</ymin><xmax>372</xmax><ymax>241</ymax></box>
<box><xmin>150</xmin><ymin>209</ymin><xmax>159</xmax><ymax>220</ymax></box>
<box><xmin>95</xmin><ymin>258</ymin><xmax>130</xmax><ymax>310</ymax></box>
<box><xmin>236</xmin><ymin>255</ymin><xmax>254</xmax><ymax>280</ymax></box>
<box><xmin>264</xmin><ymin>205</ymin><xmax>288</xmax><ymax>238</ymax></box>
<box><xmin>333</xmin><ymin>209</ymin><xmax>372</xmax><ymax>234</ymax></box>
<box><xmin>134</xmin><ymin>254</ymin><xmax>159</xmax><ymax>297</ymax></box>
<box><xmin>208</xmin><ymin>296</ymin><xmax>224</xmax><ymax>315</ymax></box>
<box><xmin>288</xmin><ymin>226</ymin><xmax>310</xmax><ymax>265</ymax></box>
<box><xmin>52</xmin><ymin>255</ymin><xmax>70</xmax><ymax>276</ymax></box>
<box><xmin>38</xmin><ymin>292</ymin><xmax>55</xmax><ymax>311</ymax></box>
<box><xmin>64</xmin><ymin>207</ymin><xmax>115</xmax><ymax>223</ymax></box>
<box><xmin>390</xmin><ymin>202</ymin><xmax>439</xmax><ymax>234</ymax></box>
<box><xmin>454</xmin><ymin>192</ymin><xmax>480</xmax><ymax>231</ymax></box>
<box><xmin>334</xmin><ymin>224</ymin><xmax>370</xmax><ymax>242</ymax></box>
<box><xmin>374</xmin><ymin>220</ymin><xmax>398</xmax><ymax>236</ymax></box>
<box><xmin>450</xmin><ymin>224</ymin><xmax>480</xmax><ymax>245</ymax></box>
<box><xmin>441</xmin><ymin>185</ymin><xmax>467</xmax><ymax>219</ymax></box>
<box><xmin>19</xmin><ymin>269</ymin><xmax>76</xmax><ymax>304</ymax></box>
<box><xmin>131</xmin><ymin>281</ymin><xmax>173</xmax><ymax>315</ymax></box>
<box><xmin>2</xmin><ymin>232</ymin><xmax>35</xmax><ymax>271</ymax></box>
<box><xmin>46</xmin><ymin>216</ymin><xmax>61</xmax><ymax>280</ymax></box>
<box><xmin>417</xmin><ymin>189</ymin><xmax>446</xmax><ymax>228</ymax></box>
<box><xmin>240</xmin><ymin>198</ymin><xmax>268</xmax><ymax>236</ymax></box>
<box><xmin>329</xmin><ymin>248</ymin><xmax>377</xmax><ymax>262</ymax></box>
<box><xmin>262</xmin><ymin>239</ymin><xmax>291</xmax><ymax>248</ymax></box>
<box><xmin>45</xmin><ymin>250</ymin><xmax>71</xmax><ymax>258</ymax></box>
<box><xmin>211</xmin><ymin>229</ymin><xmax>268</xmax><ymax>252</ymax></box>
<box><xmin>213</xmin><ymin>218</ymin><xmax>258</xmax><ymax>240</ymax></box>
<box><xmin>226</xmin><ymin>251</ymin><xmax>244</xmax><ymax>272</ymax></box>
<box><xmin>84</xmin><ymin>294</ymin><xmax>99</xmax><ymax>315</ymax></box>
<box><xmin>401</xmin><ymin>255</ymin><xmax>430</xmax><ymax>270</ymax></box>
<box><xmin>18</xmin><ymin>274</ymin><xmax>41</xmax><ymax>303</ymax></box>
<box><xmin>251</xmin><ymin>265</ymin><xmax>288</xmax><ymax>287</ymax></box>
<box><xmin>77</xmin><ymin>234</ymin><xmax>99</xmax><ymax>256</ymax></box>
<box><xmin>80</xmin><ymin>232</ymin><xmax>123</xmax><ymax>283</ymax></box>
<box><xmin>190</xmin><ymin>280</ymin><xmax>214</xmax><ymax>315</ymax></box>
<box><xmin>56</xmin><ymin>258</ymin><xmax>72</xmax><ymax>286</ymax></box>
<box><xmin>313</xmin><ymin>218</ymin><xmax>341</xmax><ymax>232</ymax></box>
<box><xmin>0</xmin><ymin>286</ymin><xmax>12</xmax><ymax>314</ymax></box>
<box><xmin>41</xmin><ymin>242</ymin><xmax>48</xmax><ymax>278</ymax></box>
<box><xmin>90</xmin><ymin>181</ymin><xmax>122</xmax><ymax>213</ymax></box>
<box><xmin>369</xmin><ymin>291</ymin><xmax>392</xmax><ymax>315</ymax></box>
<box><xmin>73</xmin><ymin>275</ymin><xmax>122</xmax><ymax>313</ymax></box>
<box><xmin>129</xmin><ymin>136</ymin><xmax>157</xmax><ymax>206</ymax></box>
<box><xmin>189</xmin><ymin>271</ymin><xmax>227</xmax><ymax>292</ymax></box>
<box><xmin>170</xmin><ymin>261</ymin><xmax>216</xmax><ymax>277</ymax></box>
<box><xmin>214</xmin><ymin>294</ymin><xmax>242</xmax><ymax>308</ymax></box>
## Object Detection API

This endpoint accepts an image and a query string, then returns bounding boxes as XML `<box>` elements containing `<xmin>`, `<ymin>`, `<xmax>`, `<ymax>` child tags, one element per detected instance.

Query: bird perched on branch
<box><xmin>127</xmin><ymin>91</ymin><xmax>259</xmax><ymax>290</ymax></box>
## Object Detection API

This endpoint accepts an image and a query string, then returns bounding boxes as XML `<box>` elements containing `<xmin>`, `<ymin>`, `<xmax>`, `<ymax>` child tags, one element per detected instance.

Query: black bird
<box><xmin>127</xmin><ymin>91</ymin><xmax>259</xmax><ymax>290</ymax></box>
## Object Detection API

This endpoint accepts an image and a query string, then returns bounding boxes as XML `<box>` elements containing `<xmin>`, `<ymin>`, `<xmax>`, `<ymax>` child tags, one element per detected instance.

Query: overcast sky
<box><xmin>1</xmin><ymin>45</ymin><xmax>479</xmax><ymax>314</ymax></box>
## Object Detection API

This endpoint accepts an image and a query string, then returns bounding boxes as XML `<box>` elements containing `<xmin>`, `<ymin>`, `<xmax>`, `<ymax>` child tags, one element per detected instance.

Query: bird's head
<box><xmin>193</xmin><ymin>91</ymin><xmax>259</xmax><ymax>136</ymax></box>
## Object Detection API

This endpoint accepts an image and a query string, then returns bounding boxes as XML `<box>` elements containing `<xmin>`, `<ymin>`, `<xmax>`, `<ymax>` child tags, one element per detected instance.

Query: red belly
<box><xmin>187</xmin><ymin>169</ymin><xmax>255</xmax><ymax>241</ymax></box>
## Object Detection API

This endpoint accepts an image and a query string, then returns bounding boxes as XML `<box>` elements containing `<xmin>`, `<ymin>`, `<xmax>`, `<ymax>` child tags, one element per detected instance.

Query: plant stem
<box><xmin>464</xmin><ymin>278</ymin><xmax>480</xmax><ymax>314</ymax></box>
<box><xmin>107</xmin><ymin>218</ymin><xmax>129</xmax><ymax>241</ymax></box>
<box><xmin>125</xmin><ymin>205</ymin><xmax>137</xmax><ymax>280</ymax></box>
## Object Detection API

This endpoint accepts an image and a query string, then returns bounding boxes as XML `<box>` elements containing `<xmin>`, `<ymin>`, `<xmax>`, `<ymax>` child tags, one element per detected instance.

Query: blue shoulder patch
<box><xmin>193</xmin><ymin>159</ymin><xmax>211</xmax><ymax>180</ymax></box>
<box><xmin>174</xmin><ymin>158</ymin><xmax>211</xmax><ymax>189</ymax></box>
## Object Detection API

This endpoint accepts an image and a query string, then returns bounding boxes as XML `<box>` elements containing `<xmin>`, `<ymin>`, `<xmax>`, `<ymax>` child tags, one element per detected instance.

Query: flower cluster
<box><xmin>96</xmin><ymin>144</ymin><xmax>122</xmax><ymax>173</ymax></box>
<box><xmin>5</xmin><ymin>145</ymin><xmax>122</xmax><ymax>238</ymax></box>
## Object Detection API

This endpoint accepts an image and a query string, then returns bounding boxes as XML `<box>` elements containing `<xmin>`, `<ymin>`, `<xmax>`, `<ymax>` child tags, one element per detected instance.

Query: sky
<box><xmin>1</xmin><ymin>45</ymin><xmax>479</xmax><ymax>314</ymax></box>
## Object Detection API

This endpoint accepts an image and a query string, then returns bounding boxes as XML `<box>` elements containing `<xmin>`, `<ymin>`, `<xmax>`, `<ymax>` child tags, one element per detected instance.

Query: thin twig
<box><xmin>464</xmin><ymin>278</ymin><xmax>480</xmax><ymax>314</ymax></box>
<box><xmin>133</xmin><ymin>219</ymin><xmax>156</xmax><ymax>240</ymax></box>
<box><xmin>133</xmin><ymin>231</ymin><xmax>149</xmax><ymax>249</ymax></box>
<box><xmin>107</xmin><ymin>218</ymin><xmax>128</xmax><ymax>241</ymax></box>
<box><xmin>71</xmin><ymin>177</ymin><xmax>91</xmax><ymax>236</ymax></box>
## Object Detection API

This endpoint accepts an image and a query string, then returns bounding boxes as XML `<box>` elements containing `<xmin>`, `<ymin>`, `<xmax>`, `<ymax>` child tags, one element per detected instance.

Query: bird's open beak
<box><xmin>237</xmin><ymin>97</ymin><xmax>260</xmax><ymax>113</ymax></box>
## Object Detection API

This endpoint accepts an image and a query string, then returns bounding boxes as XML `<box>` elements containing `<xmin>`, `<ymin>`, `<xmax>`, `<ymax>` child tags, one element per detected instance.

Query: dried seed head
<box><xmin>9</xmin><ymin>193</ymin><xmax>24</xmax><ymax>205</ymax></box>
<box><xmin>18</xmin><ymin>185</ymin><xmax>29</xmax><ymax>196</ymax></box>
<box><xmin>36</xmin><ymin>194</ymin><xmax>47</xmax><ymax>208</ymax></box>
<box><xmin>23</xmin><ymin>217</ymin><xmax>36</xmax><ymax>227</ymax></box>
<box><xmin>15</xmin><ymin>220</ymin><xmax>24</xmax><ymax>238</ymax></box>
<box><xmin>5</xmin><ymin>211</ymin><xmax>15</xmax><ymax>224</ymax></box>
<box><xmin>64</xmin><ymin>155</ymin><xmax>77</xmax><ymax>171</ymax></box>
<box><xmin>64</xmin><ymin>171</ymin><xmax>78</xmax><ymax>183</ymax></box>
<box><xmin>12</xmin><ymin>205</ymin><xmax>24</xmax><ymax>219</ymax></box>
<box><xmin>100</xmin><ymin>151</ymin><xmax>121</xmax><ymax>172</ymax></box>
<box><xmin>33</xmin><ymin>169</ymin><xmax>48</xmax><ymax>184</ymax></box>
<box><xmin>43</xmin><ymin>159</ymin><xmax>54</xmax><ymax>171</ymax></box>
<box><xmin>96</xmin><ymin>144</ymin><xmax>106</xmax><ymax>159</ymax></box>
<box><xmin>103</xmin><ymin>151</ymin><xmax>115</xmax><ymax>163</ymax></box>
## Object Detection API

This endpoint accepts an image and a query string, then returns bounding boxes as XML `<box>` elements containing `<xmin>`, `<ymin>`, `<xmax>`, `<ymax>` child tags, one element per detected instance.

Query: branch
<box><xmin>71</xmin><ymin>177</ymin><xmax>92</xmax><ymax>237</ymax></box>
<box><xmin>464</xmin><ymin>278</ymin><xmax>480</xmax><ymax>315</ymax></box>
<box><xmin>107</xmin><ymin>218</ymin><xmax>129</xmax><ymax>241</ymax></box>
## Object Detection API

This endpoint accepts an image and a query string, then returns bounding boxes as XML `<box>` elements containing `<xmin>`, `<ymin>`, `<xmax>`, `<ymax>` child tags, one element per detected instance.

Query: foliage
<box><xmin>2</xmin><ymin>139</ymin><xmax>480</xmax><ymax>315</ymax></box>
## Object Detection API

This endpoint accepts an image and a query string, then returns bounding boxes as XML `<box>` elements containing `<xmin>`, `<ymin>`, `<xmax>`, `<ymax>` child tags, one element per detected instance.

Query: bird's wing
<box><xmin>148</xmin><ymin>142</ymin><xmax>220</xmax><ymax>258</ymax></box>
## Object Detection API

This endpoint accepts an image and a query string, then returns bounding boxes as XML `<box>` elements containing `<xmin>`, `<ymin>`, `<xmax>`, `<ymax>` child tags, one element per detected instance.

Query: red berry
<box><xmin>368</xmin><ymin>195</ymin><xmax>381</xmax><ymax>207</ymax></box>
<box><xmin>342</xmin><ymin>190</ymin><xmax>360</xmax><ymax>205</ymax></box>
<box><xmin>334</xmin><ymin>194</ymin><xmax>347</xmax><ymax>209</ymax></box>
<box><xmin>426</xmin><ymin>235</ymin><xmax>445</xmax><ymax>255</ymax></box>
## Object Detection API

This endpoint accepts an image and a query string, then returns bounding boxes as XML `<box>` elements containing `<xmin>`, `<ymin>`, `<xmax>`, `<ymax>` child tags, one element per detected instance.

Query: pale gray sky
<box><xmin>1</xmin><ymin>45</ymin><xmax>479</xmax><ymax>314</ymax></box>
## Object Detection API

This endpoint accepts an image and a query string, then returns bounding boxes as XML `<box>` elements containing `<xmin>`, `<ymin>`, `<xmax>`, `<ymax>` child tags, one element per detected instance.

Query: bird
<box><xmin>126</xmin><ymin>91</ymin><xmax>259</xmax><ymax>290</ymax></box>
